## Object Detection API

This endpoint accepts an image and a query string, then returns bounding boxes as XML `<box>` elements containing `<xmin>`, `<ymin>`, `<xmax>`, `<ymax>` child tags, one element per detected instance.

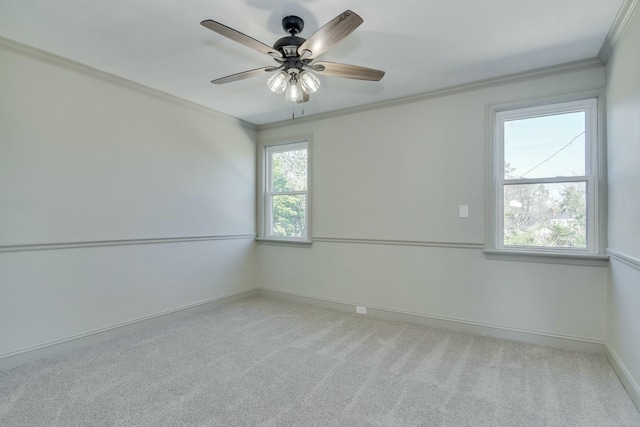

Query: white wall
<box><xmin>257</xmin><ymin>65</ymin><xmax>609</xmax><ymax>346</ymax></box>
<box><xmin>0</xmin><ymin>40</ymin><xmax>256</xmax><ymax>358</ymax></box>
<box><xmin>605</xmin><ymin>5</ymin><xmax>640</xmax><ymax>405</ymax></box>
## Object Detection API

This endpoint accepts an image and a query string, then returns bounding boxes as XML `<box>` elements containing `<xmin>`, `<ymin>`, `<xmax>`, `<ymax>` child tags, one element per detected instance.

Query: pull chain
<box><xmin>291</xmin><ymin>105</ymin><xmax>306</xmax><ymax>120</ymax></box>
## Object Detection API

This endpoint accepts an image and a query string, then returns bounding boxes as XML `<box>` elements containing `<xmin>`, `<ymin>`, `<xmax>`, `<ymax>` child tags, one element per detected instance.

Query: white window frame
<box><xmin>485</xmin><ymin>93</ymin><xmax>608</xmax><ymax>265</ymax></box>
<box><xmin>257</xmin><ymin>138</ymin><xmax>311</xmax><ymax>244</ymax></box>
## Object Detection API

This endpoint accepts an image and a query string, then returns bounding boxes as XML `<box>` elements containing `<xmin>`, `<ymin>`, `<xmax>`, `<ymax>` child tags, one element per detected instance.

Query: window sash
<box><xmin>498</xmin><ymin>178</ymin><xmax>593</xmax><ymax>252</ymax></box>
<box><xmin>265</xmin><ymin>193</ymin><xmax>307</xmax><ymax>239</ymax></box>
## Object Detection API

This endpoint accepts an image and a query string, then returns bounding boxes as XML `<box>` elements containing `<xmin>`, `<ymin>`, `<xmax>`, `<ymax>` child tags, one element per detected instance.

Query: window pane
<box><xmin>271</xmin><ymin>149</ymin><xmax>307</xmax><ymax>192</ymax></box>
<box><xmin>271</xmin><ymin>194</ymin><xmax>306</xmax><ymax>238</ymax></box>
<box><xmin>503</xmin><ymin>182</ymin><xmax>586</xmax><ymax>248</ymax></box>
<box><xmin>504</xmin><ymin>112</ymin><xmax>585</xmax><ymax>179</ymax></box>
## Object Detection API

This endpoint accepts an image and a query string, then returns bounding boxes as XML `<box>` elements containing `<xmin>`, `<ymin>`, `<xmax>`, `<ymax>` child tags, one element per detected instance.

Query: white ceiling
<box><xmin>0</xmin><ymin>0</ymin><xmax>624</xmax><ymax>125</ymax></box>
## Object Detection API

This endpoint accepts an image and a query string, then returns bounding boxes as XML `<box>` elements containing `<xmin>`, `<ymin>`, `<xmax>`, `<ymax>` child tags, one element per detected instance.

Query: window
<box><xmin>260</xmin><ymin>140</ymin><xmax>310</xmax><ymax>242</ymax></box>
<box><xmin>488</xmin><ymin>97</ymin><xmax>605</xmax><ymax>260</ymax></box>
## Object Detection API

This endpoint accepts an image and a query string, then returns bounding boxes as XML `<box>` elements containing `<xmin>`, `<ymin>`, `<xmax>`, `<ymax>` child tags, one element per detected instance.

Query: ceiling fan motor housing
<box><xmin>273</xmin><ymin>35</ymin><xmax>305</xmax><ymax>57</ymax></box>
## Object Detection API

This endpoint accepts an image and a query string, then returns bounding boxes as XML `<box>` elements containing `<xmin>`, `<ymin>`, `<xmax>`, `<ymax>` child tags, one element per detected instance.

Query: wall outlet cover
<box><xmin>356</xmin><ymin>306</ymin><xmax>367</xmax><ymax>315</ymax></box>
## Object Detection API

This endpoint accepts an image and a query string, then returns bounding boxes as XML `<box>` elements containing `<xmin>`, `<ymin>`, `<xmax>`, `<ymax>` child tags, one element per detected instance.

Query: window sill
<box><xmin>483</xmin><ymin>249</ymin><xmax>609</xmax><ymax>266</ymax></box>
<box><xmin>255</xmin><ymin>238</ymin><xmax>313</xmax><ymax>247</ymax></box>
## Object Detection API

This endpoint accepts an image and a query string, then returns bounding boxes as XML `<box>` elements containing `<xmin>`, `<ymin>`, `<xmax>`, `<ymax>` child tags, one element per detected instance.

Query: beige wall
<box><xmin>0</xmin><ymin>42</ymin><xmax>257</xmax><ymax>358</ymax></box>
<box><xmin>605</xmin><ymin>5</ymin><xmax>640</xmax><ymax>406</ymax></box>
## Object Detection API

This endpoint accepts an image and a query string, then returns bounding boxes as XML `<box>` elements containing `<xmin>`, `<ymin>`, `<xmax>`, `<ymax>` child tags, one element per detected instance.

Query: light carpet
<box><xmin>1</xmin><ymin>296</ymin><xmax>639</xmax><ymax>426</ymax></box>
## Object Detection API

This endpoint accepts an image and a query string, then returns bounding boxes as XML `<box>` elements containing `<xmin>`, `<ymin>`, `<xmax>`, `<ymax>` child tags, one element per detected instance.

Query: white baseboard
<box><xmin>258</xmin><ymin>288</ymin><xmax>606</xmax><ymax>354</ymax></box>
<box><xmin>1</xmin><ymin>286</ymin><xmax>609</xmax><ymax>373</ymax></box>
<box><xmin>606</xmin><ymin>343</ymin><xmax>640</xmax><ymax>411</ymax></box>
<box><xmin>0</xmin><ymin>288</ymin><xmax>259</xmax><ymax>371</ymax></box>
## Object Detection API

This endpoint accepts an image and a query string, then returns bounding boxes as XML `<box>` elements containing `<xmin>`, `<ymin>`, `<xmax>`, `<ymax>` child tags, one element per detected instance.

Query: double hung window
<box><xmin>490</xmin><ymin>98</ymin><xmax>602</xmax><ymax>258</ymax></box>
<box><xmin>261</xmin><ymin>141</ymin><xmax>310</xmax><ymax>242</ymax></box>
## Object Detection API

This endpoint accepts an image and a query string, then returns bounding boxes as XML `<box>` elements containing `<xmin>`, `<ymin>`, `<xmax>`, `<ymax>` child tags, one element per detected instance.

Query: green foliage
<box><xmin>272</xmin><ymin>195</ymin><xmax>306</xmax><ymax>238</ymax></box>
<box><xmin>560</xmin><ymin>185</ymin><xmax>586</xmax><ymax>223</ymax></box>
<box><xmin>504</xmin><ymin>181</ymin><xmax>586</xmax><ymax>248</ymax></box>
<box><xmin>551</xmin><ymin>184</ymin><xmax>587</xmax><ymax>247</ymax></box>
<box><xmin>272</xmin><ymin>149</ymin><xmax>307</xmax><ymax>192</ymax></box>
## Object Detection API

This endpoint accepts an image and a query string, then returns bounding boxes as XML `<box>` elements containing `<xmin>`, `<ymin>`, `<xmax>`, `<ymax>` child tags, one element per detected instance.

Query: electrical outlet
<box><xmin>356</xmin><ymin>306</ymin><xmax>367</xmax><ymax>315</ymax></box>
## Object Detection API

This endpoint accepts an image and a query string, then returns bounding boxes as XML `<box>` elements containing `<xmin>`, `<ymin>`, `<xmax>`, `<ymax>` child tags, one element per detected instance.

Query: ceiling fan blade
<box><xmin>312</xmin><ymin>62</ymin><xmax>385</xmax><ymax>81</ymax></box>
<box><xmin>201</xmin><ymin>20</ymin><xmax>282</xmax><ymax>58</ymax></box>
<box><xmin>297</xmin><ymin>10</ymin><xmax>363</xmax><ymax>59</ymax></box>
<box><xmin>212</xmin><ymin>67</ymin><xmax>277</xmax><ymax>84</ymax></box>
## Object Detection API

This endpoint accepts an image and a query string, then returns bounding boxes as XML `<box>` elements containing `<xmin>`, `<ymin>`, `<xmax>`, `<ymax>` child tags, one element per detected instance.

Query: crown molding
<box><xmin>0</xmin><ymin>34</ymin><xmax>608</xmax><ymax>132</ymax></box>
<box><xmin>598</xmin><ymin>0</ymin><xmax>639</xmax><ymax>64</ymax></box>
<box><xmin>0</xmin><ymin>36</ymin><xmax>257</xmax><ymax>131</ymax></box>
<box><xmin>257</xmin><ymin>58</ymin><xmax>603</xmax><ymax>131</ymax></box>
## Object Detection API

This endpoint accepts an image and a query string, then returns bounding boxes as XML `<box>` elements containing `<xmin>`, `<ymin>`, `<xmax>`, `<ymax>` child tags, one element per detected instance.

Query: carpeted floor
<box><xmin>1</xmin><ymin>296</ymin><xmax>639</xmax><ymax>426</ymax></box>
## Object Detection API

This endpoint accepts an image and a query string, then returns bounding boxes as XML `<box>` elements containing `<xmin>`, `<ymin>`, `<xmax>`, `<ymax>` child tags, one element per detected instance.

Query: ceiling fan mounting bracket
<box><xmin>282</xmin><ymin>15</ymin><xmax>304</xmax><ymax>35</ymax></box>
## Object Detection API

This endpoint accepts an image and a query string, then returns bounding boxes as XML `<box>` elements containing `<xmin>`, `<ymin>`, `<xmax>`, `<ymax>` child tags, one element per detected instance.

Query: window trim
<box><xmin>257</xmin><ymin>136</ymin><xmax>312</xmax><ymax>244</ymax></box>
<box><xmin>485</xmin><ymin>91</ymin><xmax>608</xmax><ymax>265</ymax></box>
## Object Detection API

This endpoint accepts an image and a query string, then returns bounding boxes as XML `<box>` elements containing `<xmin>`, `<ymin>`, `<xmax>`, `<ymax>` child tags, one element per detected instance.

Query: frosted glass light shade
<box><xmin>300</xmin><ymin>71</ymin><xmax>320</xmax><ymax>94</ymax></box>
<box><xmin>267</xmin><ymin>71</ymin><xmax>288</xmax><ymax>94</ymax></box>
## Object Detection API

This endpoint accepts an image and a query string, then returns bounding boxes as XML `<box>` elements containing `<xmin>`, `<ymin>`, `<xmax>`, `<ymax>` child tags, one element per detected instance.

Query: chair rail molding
<box><xmin>607</xmin><ymin>249</ymin><xmax>640</xmax><ymax>271</ymax></box>
<box><xmin>0</xmin><ymin>234</ymin><xmax>257</xmax><ymax>253</ymax></box>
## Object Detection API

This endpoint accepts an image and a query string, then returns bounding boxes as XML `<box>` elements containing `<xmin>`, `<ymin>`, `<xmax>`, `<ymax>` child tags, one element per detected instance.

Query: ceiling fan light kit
<box><xmin>299</xmin><ymin>71</ymin><xmax>321</xmax><ymax>94</ymax></box>
<box><xmin>201</xmin><ymin>10</ymin><xmax>384</xmax><ymax>104</ymax></box>
<box><xmin>267</xmin><ymin>71</ymin><xmax>288</xmax><ymax>94</ymax></box>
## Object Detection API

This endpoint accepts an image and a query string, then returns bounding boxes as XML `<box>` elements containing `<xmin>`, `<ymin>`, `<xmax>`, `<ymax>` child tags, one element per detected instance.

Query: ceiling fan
<box><xmin>201</xmin><ymin>10</ymin><xmax>385</xmax><ymax>103</ymax></box>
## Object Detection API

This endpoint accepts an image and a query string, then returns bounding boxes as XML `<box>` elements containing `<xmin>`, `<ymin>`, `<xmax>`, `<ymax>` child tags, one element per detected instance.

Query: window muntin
<box><xmin>495</xmin><ymin>98</ymin><xmax>598</xmax><ymax>254</ymax></box>
<box><xmin>264</xmin><ymin>142</ymin><xmax>309</xmax><ymax>241</ymax></box>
